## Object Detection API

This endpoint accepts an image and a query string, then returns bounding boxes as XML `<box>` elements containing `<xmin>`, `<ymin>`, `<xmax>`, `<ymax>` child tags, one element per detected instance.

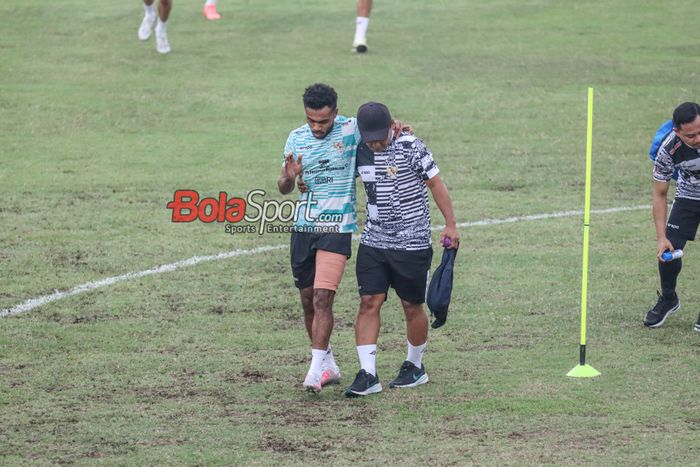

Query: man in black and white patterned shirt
<box><xmin>345</xmin><ymin>102</ymin><xmax>460</xmax><ymax>397</ymax></box>
<box><xmin>645</xmin><ymin>101</ymin><xmax>700</xmax><ymax>332</ymax></box>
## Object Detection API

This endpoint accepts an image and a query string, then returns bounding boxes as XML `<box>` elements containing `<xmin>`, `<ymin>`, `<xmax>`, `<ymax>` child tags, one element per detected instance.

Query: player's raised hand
<box><xmin>283</xmin><ymin>153</ymin><xmax>303</xmax><ymax>180</ymax></box>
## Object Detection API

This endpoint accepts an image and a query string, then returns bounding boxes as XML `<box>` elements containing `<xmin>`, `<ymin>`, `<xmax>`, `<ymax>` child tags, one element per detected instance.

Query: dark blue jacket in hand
<box><xmin>427</xmin><ymin>246</ymin><xmax>457</xmax><ymax>329</ymax></box>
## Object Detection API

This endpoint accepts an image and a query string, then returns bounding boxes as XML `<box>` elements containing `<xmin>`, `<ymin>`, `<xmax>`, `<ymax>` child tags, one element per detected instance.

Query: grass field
<box><xmin>1</xmin><ymin>0</ymin><xmax>699</xmax><ymax>464</ymax></box>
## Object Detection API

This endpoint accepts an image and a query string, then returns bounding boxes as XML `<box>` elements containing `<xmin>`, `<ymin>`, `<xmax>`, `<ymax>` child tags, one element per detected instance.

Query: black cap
<box><xmin>357</xmin><ymin>102</ymin><xmax>392</xmax><ymax>142</ymax></box>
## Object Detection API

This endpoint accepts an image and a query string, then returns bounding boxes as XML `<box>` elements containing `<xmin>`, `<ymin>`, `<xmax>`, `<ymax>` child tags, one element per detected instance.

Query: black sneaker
<box><xmin>344</xmin><ymin>369</ymin><xmax>382</xmax><ymax>397</ymax></box>
<box><xmin>644</xmin><ymin>291</ymin><xmax>680</xmax><ymax>328</ymax></box>
<box><xmin>388</xmin><ymin>360</ymin><xmax>429</xmax><ymax>388</ymax></box>
<box><xmin>694</xmin><ymin>312</ymin><xmax>700</xmax><ymax>332</ymax></box>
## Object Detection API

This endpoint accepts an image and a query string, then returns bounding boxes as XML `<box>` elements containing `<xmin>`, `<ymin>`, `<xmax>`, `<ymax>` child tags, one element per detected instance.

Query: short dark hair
<box><xmin>673</xmin><ymin>102</ymin><xmax>700</xmax><ymax>129</ymax></box>
<box><xmin>303</xmin><ymin>83</ymin><xmax>337</xmax><ymax>110</ymax></box>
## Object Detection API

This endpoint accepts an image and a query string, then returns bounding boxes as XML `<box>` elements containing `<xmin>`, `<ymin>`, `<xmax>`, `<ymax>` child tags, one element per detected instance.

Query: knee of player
<box><xmin>401</xmin><ymin>300</ymin><xmax>425</xmax><ymax>317</ymax></box>
<box><xmin>300</xmin><ymin>290</ymin><xmax>314</xmax><ymax>308</ymax></box>
<box><xmin>359</xmin><ymin>294</ymin><xmax>384</xmax><ymax>314</ymax></box>
<box><xmin>312</xmin><ymin>289</ymin><xmax>335</xmax><ymax>310</ymax></box>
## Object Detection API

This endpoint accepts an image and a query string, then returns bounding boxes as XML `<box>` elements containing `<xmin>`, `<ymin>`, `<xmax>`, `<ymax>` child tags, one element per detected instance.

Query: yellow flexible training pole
<box><xmin>567</xmin><ymin>87</ymin><xmax>601</xmax><ymax>378</ymax></box>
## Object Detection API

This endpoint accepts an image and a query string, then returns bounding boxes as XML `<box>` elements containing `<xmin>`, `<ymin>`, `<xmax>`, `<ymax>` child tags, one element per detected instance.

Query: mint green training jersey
<box><xmin>283</xmin><ymin>116</ymin><xmax>360</xmax><ymax>233</ymax></box>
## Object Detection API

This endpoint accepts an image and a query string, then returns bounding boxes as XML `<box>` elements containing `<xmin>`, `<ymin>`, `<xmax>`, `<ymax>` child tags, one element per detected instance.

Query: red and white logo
<box><xmin>166</xmin><ymin>189</ymin><xmax>340</xmax><ymax>235</ymax></box>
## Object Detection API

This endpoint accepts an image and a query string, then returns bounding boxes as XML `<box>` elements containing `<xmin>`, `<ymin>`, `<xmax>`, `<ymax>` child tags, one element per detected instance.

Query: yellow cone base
<box><xmin>566</xmin><ymin>364</ymin><xmax>601</xmax><ymax>378</ymax></box>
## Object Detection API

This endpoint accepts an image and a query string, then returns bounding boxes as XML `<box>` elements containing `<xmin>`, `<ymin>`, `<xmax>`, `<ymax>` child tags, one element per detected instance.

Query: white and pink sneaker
<box><xmin>138</xmin><ymin>11</ymin><xmax>156</xmax><ymax>40</ymax></box>
<box><xmin>303</xmin><ymin>372</ymin><xmax>322</xmax><ymax>393</ymax></box>
<box><xmin>320</xmin><ymin>366</ymin><xmax>341</xmax><ymax>386</ymax></box>
<box><xmin>203</xmin><ymin>3</ymin><xmax>221</xmax><ymax>20</ymax></box>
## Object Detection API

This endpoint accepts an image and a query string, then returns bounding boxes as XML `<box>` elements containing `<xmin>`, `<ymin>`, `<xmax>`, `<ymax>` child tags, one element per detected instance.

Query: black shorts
<box><xmin>356</xmin><ymin>243</ymin><xmax>433</xmax><ymax>304</ymax></box>
<box><xmin>666</xmin><ymin>197</ymin><xmax>700</xmax><ymax>248</ymax></box>
<box><xmin>290</xmin><ymin>232</ymin><xmax>352</xmax><ymax>289</ymax></box>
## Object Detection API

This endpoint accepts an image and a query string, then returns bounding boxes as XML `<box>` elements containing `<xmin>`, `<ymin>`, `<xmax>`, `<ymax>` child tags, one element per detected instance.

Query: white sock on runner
<box><xmin>323</xmin><ymin>345</ymin><xmax>338</xmax><ymax>370</ymax></box>
<box><xmin>354</xmin><ymin>16</ymin><xmax>369</xmax><ymax>44</ymax></box>
<box><xmin>357</xmin><ymin>344</ymin><xmax>377</xmax><ymax>376</ymax></box>
<box><xmin>156</xmin><ymin>18</ymin><xmax>167</xmax><ymax>34</ymax></box>
<box><xmin>406</xmin><ymin>341</ymin><xmax>427</xmax><ymax>368</ymax></box>
<box><xmin>308</xmin><ymin>348</ymin><xmax>326</xmax><ymax>376</ymax></box>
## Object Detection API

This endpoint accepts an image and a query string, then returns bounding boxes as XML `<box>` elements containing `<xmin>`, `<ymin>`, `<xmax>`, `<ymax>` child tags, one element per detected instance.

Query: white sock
<box><xmin>144</xmin><ymin>3</ymin><xmax>156</xmax><ymax>17</ymax></box>
<box><xmin>357</xmin><ymin>344</ymin><xmax>377</xmax><ymax>376</ymax></box>
<box><xmin>406</xmin><ymin>341</ymin><xmax>427</xmax><ymax>368</ymax></box>
<box><xmin>205</xmin><ymin>0</ymin><xmax>217</xmax><ymax>5</ymax></box>
<box><xmin>323</xmin><ymin>346</ymin><xmax>338</xmax><ymax>370</ymax></box>
<box><xmin>156</xmin><ymin>18</ymin><xmax>167</xmax><ymax>34</ymax></box>
<box><xmin>354</xmin><ymin>16</ymin><xmax>369</xmax><ymax>44</ymax></box>
<box><xmin>308</xmin><ymin>348</ymin><xmax>326</xmax><ymax>376</ymax></box>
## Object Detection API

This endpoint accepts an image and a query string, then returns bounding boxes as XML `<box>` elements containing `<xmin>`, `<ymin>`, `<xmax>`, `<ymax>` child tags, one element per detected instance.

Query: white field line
<box><xmin>0</xmin><ymin>205</ymin><xmax>650</xmax><ymax>319</ymax></box>
<box><xmin>0</xmin><ymin>245</ymin><xmax>286</xmax><ymax>319</ymax></box>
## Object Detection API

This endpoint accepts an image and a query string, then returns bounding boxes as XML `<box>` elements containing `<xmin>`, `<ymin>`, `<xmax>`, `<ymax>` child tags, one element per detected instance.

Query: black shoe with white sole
<box><xmin>644</xmin><ymin>291</ymin><xmax>680</xmax><ymax>328</ymax></box>
<box><xmin>694</xmin><ymin>312</ymin><xmax>700</xmax><ymax>332</ymax></box>
<box><xmin>344</xmin><ymin>369</ymin><xmax>382</xmax><ymax>397</ymax></box>
<box><xmin>388</xmin><ymin>360</ymin><xmax>429</xmax><ymax>388</ymax></box>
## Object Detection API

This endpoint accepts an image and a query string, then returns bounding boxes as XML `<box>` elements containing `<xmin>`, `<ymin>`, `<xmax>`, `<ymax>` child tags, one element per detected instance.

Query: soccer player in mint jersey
<box><xmin>344</xmin><ymin>102</ymin><xmax>460</xmax><ymax>397</ymax></box>
<box><xmin>278</xmin><ymin>83</ymin><xmax>361</xmax><ymax>393</ymax></box>
<box><xmin>646</xmin><ymin>102</ymin><xmax>700</xmax><ymax>333</ymax></box>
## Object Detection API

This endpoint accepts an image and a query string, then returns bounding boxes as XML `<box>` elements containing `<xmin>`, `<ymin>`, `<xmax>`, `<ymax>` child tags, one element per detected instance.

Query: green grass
<box><xmin>1</xmin><ymin>0</ymin><xmax>699</xmax><ymax>464</ymax></box>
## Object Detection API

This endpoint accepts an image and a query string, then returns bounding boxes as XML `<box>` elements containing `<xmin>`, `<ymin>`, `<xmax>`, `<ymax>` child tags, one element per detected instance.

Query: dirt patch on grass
<box><xmin>255</xmin><ymin>303</ymin><xmax>297</xmax><ymax>314</ymax></box>
<box><xmin>507</xmin><ymin>429</ymin><xmax>546</xmax><ymax>440</ymax></box>
<box><xmin>71</xmin><ymin>315</ymin><xmax>99</xmax><ymax>324</ymax></box>
<box><xmin>557</xmin><ymin>433</ymin><xmax>609</xmax><ymax>451</ymax></box>
<box><xmin>457</xmin><ymin>333</ymin><xmax>538</xmax><ymax>352</ymax></box>
<box><xmin>493</xmin><ymin>182</ymin><xmax>525</xmax><ymax>192</ymax></box>
<box><xmin>263</xmin><ymin>400</ymin><xmax>378</xmax><ymax>429</ymax></box>
<box><xmin>441</xmin><ymin>427</ymin><xmax>490</xmax><ymax>439</ymax></box>
<box><xmin>136</xmin><ymin>438</ymin><xmax>186</xmax><ymax>447</ymax></box>
<box><xmin>45</xmin><ymin>311</ymin><xmax>120</xmax><ymax>325</ymax></box>
<box><xmin>131</xmin><ymin>384</ymin><xmax>196</xmax><ymax>401</ymax></box>
<box><xmin>239</xmin><ymin>369</ymin><xmax>268</xmax><ymax>383</ymax></box>
<box><xmin>47</xmin><ymin>249</ymin><xmax>89</xmax><ymax>268</ymax></box>
<box><xmin>209</xmin><ymin>305</ymin><xmax>228</xmax><ymax>315</ymax></box>
<box><xmin>274</xmin><ymin>354</ymin><xmax>308</xmax><ymax>366</ymax></box>
<box><xmin>0</xmin><ymin>363</ymin><xmax>28</xmax><ymax>373</ymax></box>
<box><xmin>164</xmin><ymin>292</ymin><xmax>189</xmax><ymax>315</ymax></box>
<box><xmin>220</xmin><ymin>368</ymin><xmax>276</xmax><ymax>385</ymax></box>
<box><xmin>208</xmin><ymin>303</ymin><xmax>294</xmax><ymax>314</ymax></box>
<box><xmin>456</xmin><ymin>342</ymin><xmax>521</xmax><ymax>352</ymax></box>
<box><xmin>259</xmin><ymin>435</ymin><xmax>338</xmax><ymax>454</ymax></box>
<box><xmin>260</xmin><ymin>435</ymin><xmax>300</xmax><ymax>453</ymax></box>
<box><xmin>685</xmin><ymin>418</ymin><xmax>700</xmax><ymax>428</ymax></box>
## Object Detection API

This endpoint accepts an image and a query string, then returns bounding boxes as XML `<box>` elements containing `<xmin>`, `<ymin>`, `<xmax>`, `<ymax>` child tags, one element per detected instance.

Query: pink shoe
<box><xmin>203</xmin><ymin>4</ymin><xmax>221</xmax><ymax>20</ymax></box>
<box><xmin>303</xmin><ymin>372</ymin><xmax>322</xmax><ymax>393</ymax></box>
<box><xmin>320</xmin><ymin>367</ymin><xmax>341</xmax><ymax>386</ymax></box>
